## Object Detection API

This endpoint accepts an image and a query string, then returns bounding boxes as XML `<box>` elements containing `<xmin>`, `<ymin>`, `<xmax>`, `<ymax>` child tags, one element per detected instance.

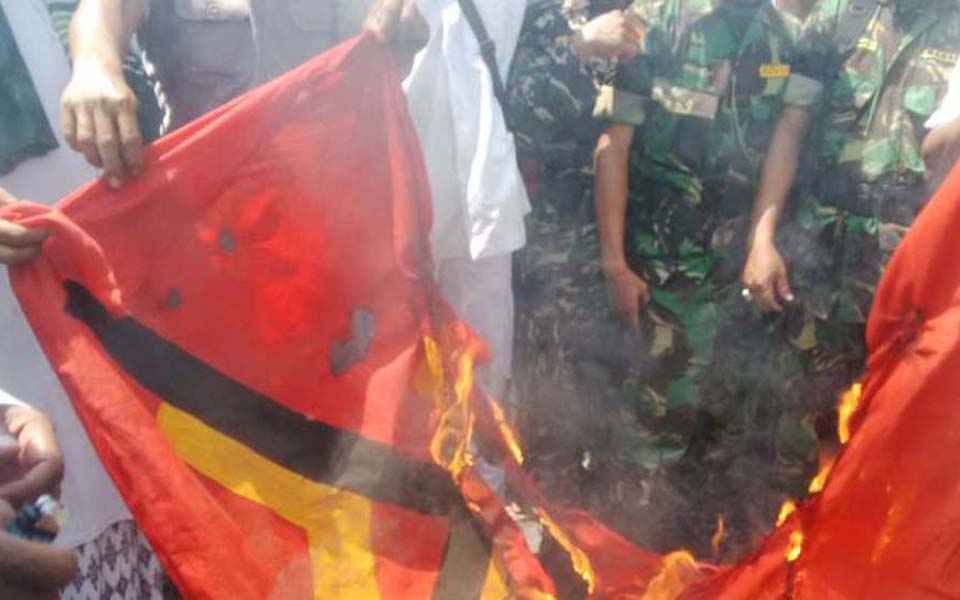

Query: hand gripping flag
<box><xmin>2</xmin><ymin>34</ymin><xmax>659</xmax><ymax>599</ymax></box>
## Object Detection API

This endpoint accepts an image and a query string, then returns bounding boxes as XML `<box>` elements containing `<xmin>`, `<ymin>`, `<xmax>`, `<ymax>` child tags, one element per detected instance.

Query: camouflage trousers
<box><xmin>625</xmin><ymin>261</ymin><xmax>815</xmax><ymax>556</ymax></box>
<box><xmin>513</xmin><ymin>209</ymin><xmax>809</xmax><ymax>554</ymax></box>
<box><xmin>661</xmin><ymin>200</ymin><xmax>906</xmax><ymax>554</ymax></box>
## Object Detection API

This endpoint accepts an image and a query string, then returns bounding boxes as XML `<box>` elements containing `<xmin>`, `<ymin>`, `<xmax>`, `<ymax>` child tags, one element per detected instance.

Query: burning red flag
<box><xmin>2</xmin><ymin>33</ymin><xmax>661</xmax><ymax>599</ymax></box>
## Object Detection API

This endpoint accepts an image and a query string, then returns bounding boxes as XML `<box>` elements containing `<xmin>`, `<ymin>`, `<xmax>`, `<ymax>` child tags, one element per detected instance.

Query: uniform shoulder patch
<box><xmin>760</xmin><ymin>63</ymin><xmax>791</xmax><ymax>79</ymax></box>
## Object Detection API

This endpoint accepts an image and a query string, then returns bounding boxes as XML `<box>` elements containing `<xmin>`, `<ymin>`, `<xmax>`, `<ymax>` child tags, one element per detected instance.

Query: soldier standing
<box><xmin>742</xmin><ymin>0</ymin><xmax>960</xmax><ymax>518</ymax></box>
<box><xmin>507</xmin><ymin>0</ymin><xmax>654</xmax><ymax>528</ymax></box>
<box><xmin>593</xmin><ymin>0</ymin><xmax>801</xmax><ymax>555</ymax></box>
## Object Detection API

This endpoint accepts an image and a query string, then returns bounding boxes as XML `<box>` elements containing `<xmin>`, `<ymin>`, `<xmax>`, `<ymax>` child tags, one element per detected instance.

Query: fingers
<box><xmin>0</xmin><ymin>222</ymin><xmax>48</xmax><ymax>249</ymax></box>
<box><xmin>364</xmin><ymin>0</ymin><xmax>404</xmax><ymax>43</ymax></box>
<box><xmin>0</xmin><ymin>460</ymin><xmax>63</xmax><ymax>509</ymax></box>
<box><xmin>0</xmin><ymin>500</ymin><xmax>13</xmax><ymax>527</ymax></box>
<box><xmin>605</xmin><ymin>270</ymin><xmax>647</xmax><ymax>329</ymax></box>
<box><xmin>617</xmin><ymin>10</ymin><xmax>643</xmax><ymax>58</ymax></box>
<box><xmin>60</xmin><ymin>67</ymin><xmax>143</xmax><ymax>186</ymax></box>
<box><xmin>0</xmin><ymin>532</ymin><xmax>77</xmax><ymax>593</ymax></box>
<box><xmin>617</xmin><ymin>291</ymin><xmax>640</xmax><ymax>329</ymax></box>
<box><xmin>617</xmin><ymin>40</ymin><xmax>641</xmax><ymax>60</ymax></box>
<box><xmin>116</xmin><ymin>106</ymin><xmax>144</xmax><ymax>178</ymax></box>
<box><xmin>93</xmin><ymin>107</ymin><xmax>124</xmax><ymax>189</ymax></box>
<box><xmin>754</xmin><ymin>281</ymin><xmax>783</xmax><ymax>313</ymax></box>
<box><xmin>638</xmin><ymin>280</ymin><xmax>651</xmax><ymax>307</ymax></box>
<box><xmin>73</xmin><ymin>107</ymin><xmax>101</xmax><ymax>169</ymax></box>
<box><xmin>745</xmin><ymin>268</ymin><xmax>794</xmax><ymax>313</ymax></box>
<box><xmin>775</xmin><ymin>273</ymin><xmax>795</xmax><ymax>305</ymax></box>
<box><xmin>0</xmin><ymin>221</ymin><xmax>48</xmax><ymax>267</ymax></box>
<box><xmin>0</xmin><ymin>408</ymin><xmax>63</xmax><ymax>506</ymax></box>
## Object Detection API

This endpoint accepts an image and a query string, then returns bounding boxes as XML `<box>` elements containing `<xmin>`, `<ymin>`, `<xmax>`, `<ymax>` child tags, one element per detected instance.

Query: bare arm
<box><xmin>742</xmin><ymin>105</ymin><xmax>811</xmax><ymax>312</ymax></box>
<box><xmin>595</xmin><ymin>123</ymin><xmax>649</xmax><ymax>327</ymax></box>
<box><xmin>62</xmin><ymin>0</ymin><xmax>146</xmax><ymax>187</ymax></box>
<box><xmin>922</xmin><ymin>117</ymin><xmax>960</xmax><ymax>190</ymax></box>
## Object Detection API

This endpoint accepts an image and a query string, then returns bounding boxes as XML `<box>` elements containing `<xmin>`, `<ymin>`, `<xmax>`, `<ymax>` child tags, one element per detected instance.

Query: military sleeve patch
<box><xmin>920</xmin><ymin>49</ymin><xmax>960</xmax><ymax>66</ymax></box>
<box><xmin>651</xmin><ymin>79</ymin><xmax>720</xmax><ymax>120</ymax></box>
<box><xmin>759</xmin><ymin>63</ymin><xmax>791</xmax><ymax>79</ymax></box>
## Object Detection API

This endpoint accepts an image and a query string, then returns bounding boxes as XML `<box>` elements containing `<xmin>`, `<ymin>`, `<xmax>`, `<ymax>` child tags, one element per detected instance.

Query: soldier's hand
<box><xmin>364</xmin><ymin>0</ymin><xmax>428</xmax><ymax>79</ymax></box>
<box><xmin>61</xmin><ymin>58</ymin><xmax>143</xmax><ymax>189</ymax></box>
<box><xmin>0</xmin><ymin>187</ymin><xmax>48</xmax><ymax>267</ymax></box>
<box><xmin>573</xmin><ymin>10</ymin><xmax>642</xmax><ymax>60</ymax></box>
<box><xmin>0</xmin><ymin>499</ymin><xmax>77</xmax><ymax>599</ymax></box>
<box><xmin>742</xmin><ymin>240</ymin><xmax>794</xmax><ymax>313</ymax></box>
<box><xmin>603</xmin><ymin>263</ymin><xmax>650</xmax><ymax>328</ymax></box>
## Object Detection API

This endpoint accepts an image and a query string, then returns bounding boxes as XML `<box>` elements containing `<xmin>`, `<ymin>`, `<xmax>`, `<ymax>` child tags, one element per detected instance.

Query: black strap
<box><xmin>833</xmin><ymin>0</ymin><xmax>881</xmax><ymax>56</ymax></box>
<box><xmin>456</xmin><ymin>0</ymin><xmax>514</xmax><ymax>131</ymax></box>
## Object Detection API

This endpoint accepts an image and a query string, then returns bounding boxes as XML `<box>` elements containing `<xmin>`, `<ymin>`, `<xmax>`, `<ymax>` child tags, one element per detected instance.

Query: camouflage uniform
<box><xmin>776</xmin><ymin>0</ymin><xmax>960</xmax><ymax>493</ymax></box>
<box><xmin>594</xmin><ymin>0</ymin><xmax>807</xmax><ymax>554</ymax></box>
<box><xmin>508</xmin><ymin>1</ymin><xmax>632</xmax><ymax>442</ymax></box>
<box><xmin>508</xmin><ymin>2</ymin><xmax>676</xmax><ymax>536</ymax></box>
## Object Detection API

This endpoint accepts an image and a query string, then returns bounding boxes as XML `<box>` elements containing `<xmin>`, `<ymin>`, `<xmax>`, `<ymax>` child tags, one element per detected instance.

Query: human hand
<box><xmin>0</xmin><ymin>188</ymin><xmax>48</xmax><ymax>267</ymax></box>
<box><xmin>603</xmin><ymin>262</ymin><xmax>650</xmax><ymax>328</ymax></box>
<box><xmin>573</xmin><ymin>10</ymin><xmax>642</xmax><ymax>60</ymax></box>
<box><xmin>364</xmin><ymin>0</ymin><xmax>429</xmax><ymax>79</ymax></box>
<box><xmin>0</xmin><ymin>499</ymin><xmax>76</xmax><ymax>599</ymax></box>
<box><xmin>0</xmin><ymin>406</ymin><xmax>64</xmax><ymax>508</ymax></box>
<box><xmin>742</xmin><ymin>239</ymin><xmax>794</xmax><ymax>312</ymax></box>
<box><xmin>61</xmin><ymin>58</ymin><xmax>143</xmax><ymax>189</ymax></box>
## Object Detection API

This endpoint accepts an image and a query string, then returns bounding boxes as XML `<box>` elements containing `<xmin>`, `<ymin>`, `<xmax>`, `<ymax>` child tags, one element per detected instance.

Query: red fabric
<box><xmin>1</xmin><ymin>35</ymin><xmax>469</xmax><ymax>598</ymax></box>
<box><xmin>4</xmin><ymin>32</ymin><xmax>633</xmax><ymax>600</ymax></box>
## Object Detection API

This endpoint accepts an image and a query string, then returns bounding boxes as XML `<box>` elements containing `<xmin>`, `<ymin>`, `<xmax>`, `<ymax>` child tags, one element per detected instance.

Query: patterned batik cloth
<box><xmin>60</xmin><ymin>520</ymin><xmax>167</xmax><ymax>600</ymax></box>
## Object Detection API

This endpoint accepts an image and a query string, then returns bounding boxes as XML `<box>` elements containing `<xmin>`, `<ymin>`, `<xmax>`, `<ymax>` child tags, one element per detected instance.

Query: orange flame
<box><xmin>807</xmin><ymin>456</ymin><xmax>836</xmax><ymax>495</ymax></box>
<box><xmin>535</xmin><ymin>509</ymin><xmax>598</xmax><ymax>594</ymax></box>
<box><xmin>777</xmin><ymin>500</ymin><xmax>797</xmax><ymax>527</ymax></box>
<box><xmin>710</xmin><ymin>515</ymin><xmax>726</xmax><ymax>558</ymax></box>
<box><xmin>642</xmin><ymin>551</ymin><xmax>704</xmax><ymax>600</ymax></box>
<box><xmin>838</xmin><ymin>383</ymin><xmax>863</xmax><ymax>445</ymax></box>
<box><xmin>488</xmin><ymin>399</ymin><xmax>524</xmax><ymax>465</ymax></box>
<box><xmin>642</xmin><ymin>550</ymin><xmax>704</xmax><ymax>600</ymax></box>
<box><xmin>785</xmin><ymin>530</ymin><xmax>804</xmax><ymax>563</ymax></box>
<box><xmin>423</xmin><ymin>336</ymin><xmax>477</xmax><ymax>478</ymax></box>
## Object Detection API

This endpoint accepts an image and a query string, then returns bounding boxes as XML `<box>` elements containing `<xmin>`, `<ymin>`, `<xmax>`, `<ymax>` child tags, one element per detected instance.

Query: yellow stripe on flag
<box><xmin>479</xmin><ymin>558</ymin><xmax>511</xmax><ymax>600</ymax></box>
<box><xmin>157</xmin><ymin>403</ymin><xmax>382</xmax><ymax>600</ymax></box>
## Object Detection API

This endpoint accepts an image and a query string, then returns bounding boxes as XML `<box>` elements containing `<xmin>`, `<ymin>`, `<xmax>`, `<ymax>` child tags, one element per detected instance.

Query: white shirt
<box><xmin>0</xmin><ymin>388</ymin><xmax>27</xmax><ymax>409</ymax></box>
<box><xmin>0</xmin><ymin>0</ymin><xmax>131</xmax><ymax>548</ymax></box>
<box><xmin>403</xmin><ymin>0</ymin><xmax>530</xmax><ymax>261</ymax></box>
<box><xmin>927</xmin><ymin>63</ymin><xmax>960</xmax><ymax>129</ymax></box>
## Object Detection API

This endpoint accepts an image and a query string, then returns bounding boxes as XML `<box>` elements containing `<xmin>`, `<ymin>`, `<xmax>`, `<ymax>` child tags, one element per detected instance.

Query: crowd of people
<box><xmin>0</xmin><ymin>0</ymin><xmax>959</xmax><ymax>596</ymax></box>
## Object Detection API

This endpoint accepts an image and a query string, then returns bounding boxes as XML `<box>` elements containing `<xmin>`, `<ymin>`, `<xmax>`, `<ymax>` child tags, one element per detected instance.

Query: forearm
<box><xmin>922</xmin><ymin>118</ymin><xmax>960</xmax><ymax>185</ymax></box>
<box><xmin>594</xmin><ymin>124</ymin><xmax>634</xmax><ymax>271</ymax></box>
<box><xmin>69</xmin><ymin>0</ymin><xmax>144</xmax><ymax>71</ymax></box>
<box><xmin>749</xmin><ymin>106</ymin><xmax>811</xmax><ymax>246</ymax></box>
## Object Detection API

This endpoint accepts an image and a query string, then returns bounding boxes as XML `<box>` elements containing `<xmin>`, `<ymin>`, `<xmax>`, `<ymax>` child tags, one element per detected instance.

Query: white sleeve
<box><xmin>927</xmin><ymin>63</ymin><xmax>960</xmax><ymax>129</ymax></box>
<box><xmin>0</xmin><ymin>388</ymin><xmax>28</xmax><ymax>408</ymax></box>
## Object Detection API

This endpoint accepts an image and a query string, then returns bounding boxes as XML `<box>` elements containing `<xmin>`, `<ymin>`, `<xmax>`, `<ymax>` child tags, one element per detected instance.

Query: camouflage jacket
<box><xmin>595</xmin><ymin>0</ymin><xmax>799</xmax><ymax>267</ymax></box>
<box><xmin>508</xmin><ymin>1</ymin><xmax>624</xmax><ymax>163</ymax></box>
<box><xmin>507</xmin><ymin>1</ymin><xmax>625</xmax><ymax>216</ymax></box>
<box><xmin>785</xmin><ymin>0</ymin><xmax>960</xmax><ymax>189</ymax></box>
